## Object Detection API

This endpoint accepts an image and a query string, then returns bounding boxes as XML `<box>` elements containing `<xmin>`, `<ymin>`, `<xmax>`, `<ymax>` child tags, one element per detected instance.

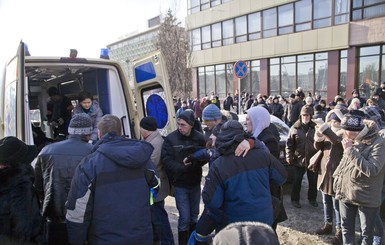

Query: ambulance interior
<box><xmin>25</xmin><ymin>62</ymin><xmax>131</xmax><ymax>147</ymax></box>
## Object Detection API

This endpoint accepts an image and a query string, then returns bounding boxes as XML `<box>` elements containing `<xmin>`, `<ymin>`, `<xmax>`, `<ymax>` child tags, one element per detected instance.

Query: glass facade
<box><xmin>188</xmin><ymin>0</ymin><xmax>233</xmax><ymax>14</ymax></box>
<box><xmin>196</xmin><ymin>46</ymin><xmax>385</xmax><ymax>100</ymax></box>
<box><xmin>198</xmin><ymin>61</ymin><xmax>260</xmax><ymax>98</ymax></box>
<box><xmin>339</xmin><ymin>50</ymin><xmax>347</xmax><ymax>97</ymax></box>
<box><xmin>352</xmin><ymin>0</ymin><xmax>385</xmax><ymax>20</ymax></box>
<box><xmin>191</xmin><ymin>0</ymin><xmax>350</xmax><ymax>51</ymax></box>
<box><xmin>269</xmin><ymin>52</ymin><xmax>328</xmax><ymax>97</ymax></box>
<box><xmin>357</xmin><ymin>45</ymin><xmax>385</xmax><ymax>98</ymax></box>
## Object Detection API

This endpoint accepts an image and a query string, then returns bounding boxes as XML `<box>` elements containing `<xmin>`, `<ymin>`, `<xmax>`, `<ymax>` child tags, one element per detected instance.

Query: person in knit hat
<box><xmin>286</xmin><ymin>105</ymin><xmax>318</xmax><ymax>208</ymax></box>
<box><xmin>202</xmin><ymin>104</ymin><xmax>223</xmax><ymax>140</ymax></box>
<box><xmin>333</xmin><ymin>109</ymin><xmax>385</xmax><ymax>244</ymax></box>
<box><xmin>34</xmin><ymin>113</ymin><xmax>94</xmax><ymax>245</ymax></box>
<box><xmin>162</xmin><ymin>109</ymin><xmax>206</xmax><ymax>244</ymax></box>
<box><xmin>139</xmin><ymin>116</ymin><xmax>174</xmax><ymax>245</ymax></box>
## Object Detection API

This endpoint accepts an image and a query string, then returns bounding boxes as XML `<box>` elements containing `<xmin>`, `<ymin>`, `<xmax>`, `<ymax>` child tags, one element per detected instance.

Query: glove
<box><xmin>287</xmin><ymin>158</ymin><xmax>294</xmax><ymax>165</ymax></box>
<box><xmin>312</xmin><ymin>118</ymin><xmax>324</xmax><ymax>126</ymax></box>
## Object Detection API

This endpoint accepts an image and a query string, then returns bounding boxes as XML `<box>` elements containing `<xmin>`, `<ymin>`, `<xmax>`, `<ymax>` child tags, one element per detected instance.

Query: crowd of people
<box><xmin>2</xmin><ymin>83</ymin><xmax>385</xmax><ymax>245</ymax></box>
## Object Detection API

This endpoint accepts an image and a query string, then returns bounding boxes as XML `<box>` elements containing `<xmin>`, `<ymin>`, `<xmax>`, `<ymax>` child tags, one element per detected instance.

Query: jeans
<box><xmin>291</xmin><ymin>166</ymin><xmax>318</xmax><ymax>202</ymax></box>
<box><xmin>174</xmin><ymin>185</ymin><xmax>201</xmax><ymax>232</ymax></box>
<box><xmin>151</xmin><ymin>200</ymin><xmax>175</xmax><ymax>245</ymax></box>
<box><xmin>373</xmin><ymin>195</ymin><xmax>385</xmax><ymax>245</ymax></box>
<box><xmin>321</xmin><ymin>192</ymin><xmax>341</xmax><ymax>228</ymax></box>
<box><xmin>339</xmin><ymin>201</ymin><xmax>378</xmax><ymax>245</ymax></box>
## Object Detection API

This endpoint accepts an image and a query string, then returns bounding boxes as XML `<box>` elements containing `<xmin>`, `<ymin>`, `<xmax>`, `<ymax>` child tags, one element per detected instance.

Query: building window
<box><xmin>295</xmin><ymin>0</ymin><xmax>312</xmax><ymax>31</ymax></box>
<box><xmin>340</xmin><ymin>50</ymin><xmax>347</xmax><ymax>97</ymax></box>
<box><xmin>315</xmin><ymin>53</ymin><xmax>328</xmax><ymax>98</ymax></box>
<box><xmin>211</xmin><ymin>23</ymin><xmax>222</xmax><ymax>47</ymax></box>
<box><xmin>334</xmin><ymin>0</ymin><xmax>349</xmax><ymax>24</ymax></box>
<box><xmin>211</xmin><ymin>0</ymin><xmax>221</xmax><ymax>7</ymax></box>
<box><xmin>278</xmin><ymin>3</ymin><xmax>294</xmax><ymax>35</ymax></box>
<box><xmin>188</xmin><ymin>0</ymin><xmax>233</xmax><ymax>15</ymax></box>
<box><xmin>201</xmin><ymin>26</ymin><xmax>211</xmax><ymax>50</ymax></box>
<box><xmin>270</xmin><ymin>58</ymin><xmax>280</xmax><ymax>95</ymax></box>
<box><xmin>263</xmin><ymin>8</ymin><xmax>277</xmax><ymax>38</ymax></box>
<box><xmin>216</xmin><ymin>65</ymin><xmax>226</xmax><ymax>97</ymax></box>
<box><xmin>358</xmin><ymin>45</ymin><xmax>381</xmax><ymax>99</ymax></box>
<box><xmin>248</xmin><ymin>12</ymin><xmax>261</xmax><ymax>40</ymax></box>
<box><xmin>222</xmin><ymin>19</ymin><xmax>234</xmax><ymax>46</ymax></box>
<box><xmin>188</xmin><ymin>0</ymin><xmax>200</xmax><ymax>14</ymax></box>
<box><xmin>313</xmin><ymin>0</ymin><xmax>332</xmax><ymax>29</ymax></box>
<box><xmin>235</xmin><ymin>16</ymin><xmax>247</xmax><ymax>43</ymax></box>
<box><xmin>281</xmin><ymin>56</ymin><xmax>296</xmax><ymax>98</ymax></box>
<box><xmin>352</xmin><ymin>0</ymin><xmax>385</xmax><ymax>20</ymax></box>
<box><xmin>226</xmin><ymin>64</ymin><xmax>234</xmax><ymax>94</ymax></box>
<box><xmin>251</xmin><ymin>61</ymin><xmax>260</xmax><ymax>95</ymax></box>
<box><xmin>198</xmin><ymin>67</ymin><xmax>206</xmax><ymax>98</ymax></box>
<box><xmin>298</xmin><ymin>54</ymin><xmax>314</xmax><ymax>94</ymax></box>
<box><xmin>191</xmin><ymin>29</ymin><xmax>201</xmax><ymax>51</ymax></box>
<box><xmin>201</xmin><ymin>0</ymin><xmax>210</xmax><ymax>11</ymax></box>
<box><xmin>205</xmin><ymin>66</ymin><xmax>215</xmax><ymax>95</ymax></box>
<box><xmin>382</xmin><ymin>45</ymin><xmax>385</xmax><ymax>83</ymax></box>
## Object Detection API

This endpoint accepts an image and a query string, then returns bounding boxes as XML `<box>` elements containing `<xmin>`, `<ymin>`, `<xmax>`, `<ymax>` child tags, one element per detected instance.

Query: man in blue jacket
<box><xmin>66</xmin><ymin>114</ymin><xmax>159</xmax><ymax>245</ymax></box>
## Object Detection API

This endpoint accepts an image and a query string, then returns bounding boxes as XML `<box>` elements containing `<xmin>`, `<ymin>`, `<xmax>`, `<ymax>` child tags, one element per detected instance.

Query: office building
<box><xmin>186</xmin><ymin>0</ymin><xmax>385</xmax><ymax>102</ymax></box>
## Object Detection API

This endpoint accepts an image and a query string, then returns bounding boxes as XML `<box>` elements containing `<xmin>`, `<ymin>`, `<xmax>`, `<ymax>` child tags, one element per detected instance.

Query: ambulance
<box><xmin>0</xmin><ymin>41</ymin><xmax>176</xmax><ymax>147</ymax></box>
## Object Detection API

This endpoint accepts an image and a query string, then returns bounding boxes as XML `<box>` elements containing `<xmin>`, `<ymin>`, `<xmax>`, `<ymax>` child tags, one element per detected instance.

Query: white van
<box><xmin>0</xmin><ymin>41</ymin><xmax>176</xmax><ymax>147</ymax></box>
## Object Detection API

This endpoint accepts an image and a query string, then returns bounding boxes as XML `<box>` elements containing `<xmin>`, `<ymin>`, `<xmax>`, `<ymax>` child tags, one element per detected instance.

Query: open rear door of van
<box><xmin>2</xmin><ymin>41</ymin><xmax>32</xmax><ymax>143</ymax></box>
<box><xmin>133</xmin><ymin>50</ymin><xmax>176</xmax><ymax>136</ymax></box>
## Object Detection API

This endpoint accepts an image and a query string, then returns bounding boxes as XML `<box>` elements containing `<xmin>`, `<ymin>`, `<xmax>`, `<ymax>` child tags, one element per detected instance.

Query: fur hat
<box><xmin>140</xmin><ymin>116</ymin><xmax>157</xmax><ymax>131</ymax></box>
<box><xmin>68</xmin><ymin>114</ymin><xmax>93</xmax><ymax>135</ymax></box>
<box><xmin>202</xmin><ymin>104</ymin><xmax>222</xmax><ymax>121</ymax></box>
<box><xmin>341</xmin><ymin>110</ymin><xmax>365</xmax><ymax>131</ymax></box>
<box><xmin>300</xmin><ymin>105</ymin><xmax>314</xmax><ymax>116</ymax></box>
<box><xmin>178</xmin><ymin>110</ymin><xmax>195</xmax><ymax>127</ymax></box>
<box><xmin>0</xmin><ymin>136</ymin><xmax>37</xmax><ymax>165</ymax></box>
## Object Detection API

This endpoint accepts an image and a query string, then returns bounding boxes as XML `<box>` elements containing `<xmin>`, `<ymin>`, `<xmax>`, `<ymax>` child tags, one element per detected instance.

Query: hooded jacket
<box><xmin>202</xmin><ymin>146</ymin><xmax>287</xmax><ymax>226</ymax></box>
<box><xmin>66</xmin><ymin>132</ymin><xmax>159</xmax><ymax>245</ymax></box>
<box><xmin>333</xmin><ymin>120</ymin><xmax>385</xmax><ymax>208</ymax></box>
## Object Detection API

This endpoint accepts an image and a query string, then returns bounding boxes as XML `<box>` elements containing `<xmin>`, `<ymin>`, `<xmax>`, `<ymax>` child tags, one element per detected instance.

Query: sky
<box><xmin>0</xmin><ymin>0</ymin><xmax>187</xmax><ymax>60</ymax></box>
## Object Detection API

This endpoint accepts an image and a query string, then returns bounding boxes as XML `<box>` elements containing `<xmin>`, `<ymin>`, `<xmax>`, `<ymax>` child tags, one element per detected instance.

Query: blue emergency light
<box><xmin>100</xmin><ymin>48</ymin><xmax>109</xmax><ymax>59</ymax></box>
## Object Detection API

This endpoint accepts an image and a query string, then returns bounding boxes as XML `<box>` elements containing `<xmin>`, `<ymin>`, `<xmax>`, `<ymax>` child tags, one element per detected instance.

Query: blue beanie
<box><xmin>202</xmin><ymin>104</ymin><xmax>222</xmax><ymax>121</ymax></box>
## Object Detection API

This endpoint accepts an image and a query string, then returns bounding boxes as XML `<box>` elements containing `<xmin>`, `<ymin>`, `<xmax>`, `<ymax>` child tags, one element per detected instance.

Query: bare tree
<box><xmin>157</xmin><ymin>9</ymin><xmax>192</xmax><ymax>98</ymax></box>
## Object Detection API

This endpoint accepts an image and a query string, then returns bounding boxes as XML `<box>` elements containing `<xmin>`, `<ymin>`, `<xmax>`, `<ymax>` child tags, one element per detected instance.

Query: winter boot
<box><xmin>179</xmin><ymin>230</ymin><xmax>189</xmax><ymax>245</ymax></box>
<box><xmin>330</xmin><ymin>228</ymin><xmax>343</xmax><ymax>245</ymax></box>
<box><xmin>315</xmin><ymin>222</ymin><xmax>333</xmax><ymax>235</ymax></box>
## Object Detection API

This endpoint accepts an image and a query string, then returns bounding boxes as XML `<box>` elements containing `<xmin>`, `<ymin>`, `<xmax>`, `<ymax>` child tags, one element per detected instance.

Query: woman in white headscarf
<box><xmin>246</xmin><ymin>106</ymin><xmax>280</xmax><ymax>158</ymax></box>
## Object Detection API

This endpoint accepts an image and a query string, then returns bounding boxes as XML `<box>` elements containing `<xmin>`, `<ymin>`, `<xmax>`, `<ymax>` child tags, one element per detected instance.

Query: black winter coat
<box><xmin>162</xmin><ymin>129</ymin><xmax>206</xmax><ymax>188</ymax></box>
<box><xmin>34</xmin><ymin>135</ymin><xmax>93</xmax><ymax>221</ymax></box>
<box><xmin>0</xmin><ymin>163</ymin><xmax>43</xmax><ymax>242</ymax></box>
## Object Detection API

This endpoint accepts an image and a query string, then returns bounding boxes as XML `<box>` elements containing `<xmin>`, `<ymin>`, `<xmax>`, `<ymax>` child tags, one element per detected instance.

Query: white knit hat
<box><xmin>68</xmin><ymin>114</ymin><xmax>93</xmax><ymax>135</ymax></box>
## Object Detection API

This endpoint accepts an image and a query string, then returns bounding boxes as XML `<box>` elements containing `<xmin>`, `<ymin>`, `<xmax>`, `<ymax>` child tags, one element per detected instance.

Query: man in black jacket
<box><xmin>162</xmin><ymin>110</ymin><xmax>206</xmax><ymax>245</ymax></box>
<box><xmin>34</xmin><ymin>114</ymin><xmax>93</xmax><ymax>245</ymax></box>
<box><xmin>286</xmin><ymin>106</ymin><xmax>318</xmax><ymax>209</ymax></box>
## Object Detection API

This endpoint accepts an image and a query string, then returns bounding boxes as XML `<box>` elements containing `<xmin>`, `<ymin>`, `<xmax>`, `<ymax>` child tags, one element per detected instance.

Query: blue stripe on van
<box><xmin>135</xmin><ymin>62</ymin><xmax>156</xmax><ymax>83</ymax></box>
